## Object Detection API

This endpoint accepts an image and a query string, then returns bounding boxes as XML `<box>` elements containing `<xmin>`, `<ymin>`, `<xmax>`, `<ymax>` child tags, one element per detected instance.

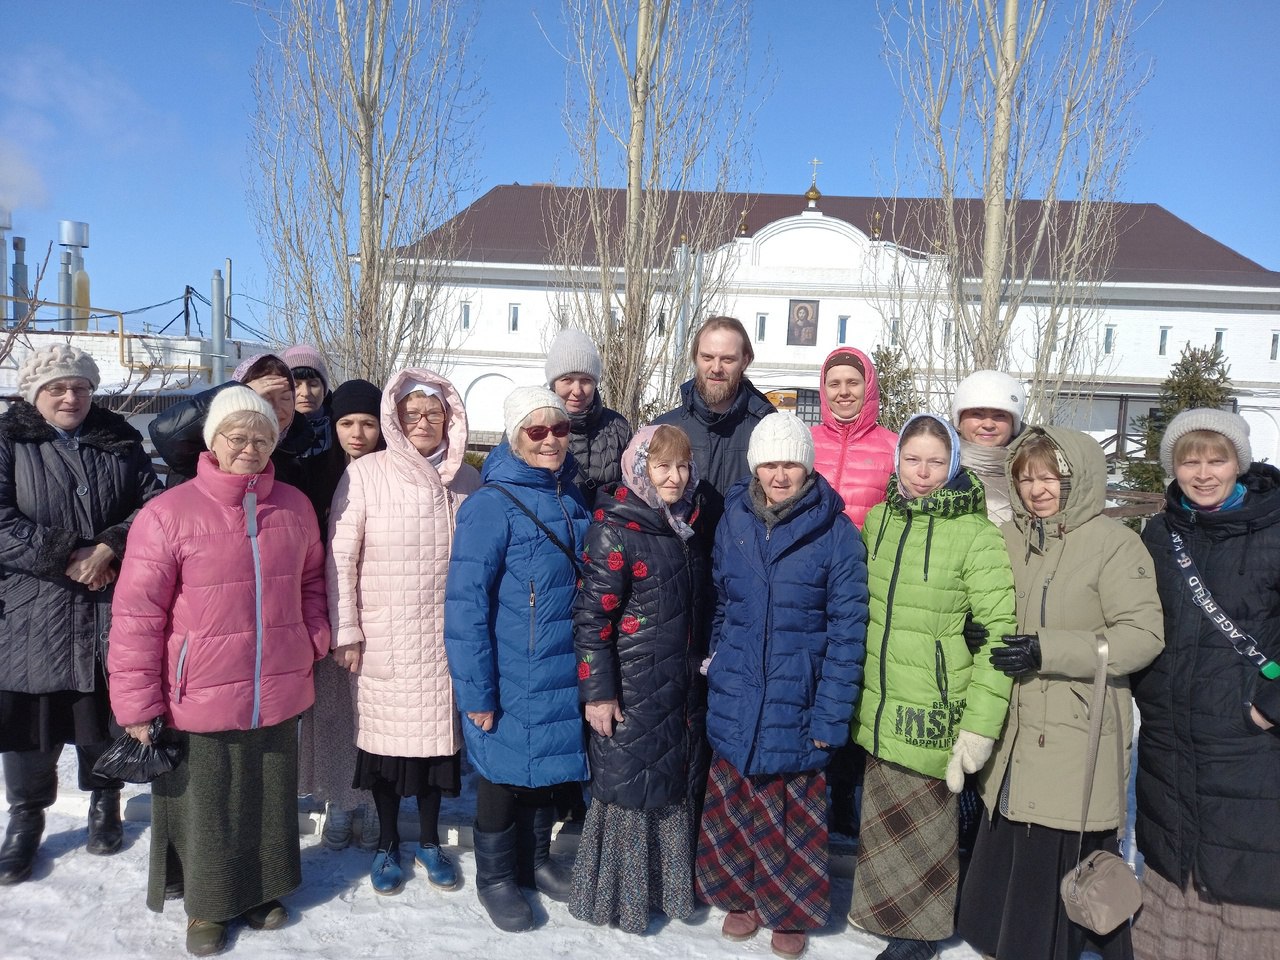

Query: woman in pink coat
<box><xmin>109</xmin><ymin>386</ymin><xmax>330</xmax><ymax>957</ymax></box>
<box><xmin>326</xmin><ymin>369</ymin><xmax>481</xmax><ymax>897</ymax></box>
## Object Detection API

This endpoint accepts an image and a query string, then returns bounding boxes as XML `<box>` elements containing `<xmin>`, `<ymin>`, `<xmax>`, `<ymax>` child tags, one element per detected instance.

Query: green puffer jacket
<box><xmin>852</xmin><ymin>469</ymin><xmax>1017</xmax><ymax>779</ymax></box>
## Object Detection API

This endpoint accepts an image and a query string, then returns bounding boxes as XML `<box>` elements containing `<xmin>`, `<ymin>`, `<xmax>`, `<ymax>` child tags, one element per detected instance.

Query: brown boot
<box><xmin>771</xmin><ymin>929</ymin><xmax>807</xmax><ymax>959</ymax></box>
<box><xmin>185</xmin><ymin>918</ymin><xmax>227</xmax><ymax>956</ymax></box>
<box><xmin>721</xmin><ymin>909</ymin><xmax>761</xmax><ymax>941</ymax></box>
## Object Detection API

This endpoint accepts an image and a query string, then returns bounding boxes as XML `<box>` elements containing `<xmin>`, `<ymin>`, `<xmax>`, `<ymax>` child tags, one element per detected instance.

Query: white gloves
<box><xmin>945</xmin><ymin>730</ymin><xmax>995</xmax><ymax>793</ymax></box>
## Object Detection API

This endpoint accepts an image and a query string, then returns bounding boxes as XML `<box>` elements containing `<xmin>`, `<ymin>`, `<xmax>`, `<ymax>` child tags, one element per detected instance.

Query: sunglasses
<box><xmin>522</xmin><ymin>421</ymin><xmax>571</xmax><ymax>442</ymax></box>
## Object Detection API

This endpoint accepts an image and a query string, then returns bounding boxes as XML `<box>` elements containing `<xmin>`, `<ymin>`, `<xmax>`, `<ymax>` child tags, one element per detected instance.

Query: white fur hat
<box><xmin>18</xmin><ymin>344</ymin><xmax>101</xmax><ymax>403</ymax></box>
<box><xmin>747</xmin><ymin>412</ymin><xmax>814</xmax><ymax>473</ymax></box>
<box><xmin>1160</xmin><ymin>407</ymin><xmax>1252</xmax><ymax>476</ymax></box>
<box><xmin>503</xmin><ymin>386</ymin><xmax>568</xmax><ymax>441</ymax></box>
<box><xmin>951</xmin><ymin>370</ymin><xmax>1027</xmax><ymax>432</ymax></box>
<box><xmin>202</xmin><ymin>386</ymin><xmax>280</xmax><ymax>450</ymax></box>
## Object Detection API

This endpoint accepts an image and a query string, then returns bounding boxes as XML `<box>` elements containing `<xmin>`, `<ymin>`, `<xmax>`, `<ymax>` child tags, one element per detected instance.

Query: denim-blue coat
<box><xmin>444</xmin><ymin>441</ymin><xmax>590</xmax><ymax>788</ymax></box>
<box><xmin>705</xmin><ymin>473</ymin><xmax>869</xmax><ymax>776</ymax></box>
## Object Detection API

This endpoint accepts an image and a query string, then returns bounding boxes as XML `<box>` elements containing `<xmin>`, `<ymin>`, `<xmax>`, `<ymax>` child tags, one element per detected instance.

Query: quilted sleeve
<box><xmin>299</xmin><ymin>503</ymin><xmax>330</xmax><ymax>659</ymax></box>
<box><xmin>810</xmin><ymin>518</ymin><xmax>870</xmax><ymax>747</ymax></box>
<box><xmin>573</xmin><ymin>522</ymin><xmax>631</xmax><ymax>703</ymax></box>
<box><xmin>0</xmin><ymin>439</ymin><xmax>80</xmax><ymax>580</ymax></box>
<box><xmin>958</xmin><ymin>518</ymin><xmax>1018</xmax><ymax>738</ymax></box>
<box><xmin>107</xmin><ymin>502</ymin><xmax>178</xmax><ymax>726</ymax></box>
<box><xmin>444</xmin><ymin>492</ymin><xmax>510</xmax><ymax>714</ymax></box>
<box><xmin>325</xmin><ymin>467</ymin><xmax>367</xmax><ymax>650</ymax></box>
<box><xmin>92</xmin><ymin>441</ymin><xmax>165</xmax><ymax>560</ymax></box>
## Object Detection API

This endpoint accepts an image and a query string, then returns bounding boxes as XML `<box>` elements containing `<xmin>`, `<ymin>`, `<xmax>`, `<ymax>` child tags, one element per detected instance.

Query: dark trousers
<box><xmin>3</xmin><ymin>741</ymin><xmax>121</xmax><ymax>809</ymax></box>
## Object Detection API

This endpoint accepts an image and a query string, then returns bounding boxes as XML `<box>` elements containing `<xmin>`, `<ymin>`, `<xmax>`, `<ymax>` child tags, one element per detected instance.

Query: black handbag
<box><xmin>92</xmin><ymin>717</ymin><xmax>183</xmax><ymax>783</ymax></box>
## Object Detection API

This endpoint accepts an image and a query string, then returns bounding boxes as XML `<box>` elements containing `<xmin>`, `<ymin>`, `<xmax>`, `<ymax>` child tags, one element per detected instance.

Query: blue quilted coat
<box><xmin>705</xmin><ymin>473</ymin><xmax>869</xmax><ymax>776</ymax></box>
<box><xmin>444</xmin><ymin>441</ymin><xmax>590</xmax><ymax>788</ymax></box>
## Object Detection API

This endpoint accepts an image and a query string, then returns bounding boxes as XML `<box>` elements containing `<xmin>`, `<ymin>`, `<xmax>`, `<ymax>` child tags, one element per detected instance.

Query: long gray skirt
<box><xmin>147</xmin><ymin>719</ymin><xmax>302</xmax><ymax>921</ymax></box>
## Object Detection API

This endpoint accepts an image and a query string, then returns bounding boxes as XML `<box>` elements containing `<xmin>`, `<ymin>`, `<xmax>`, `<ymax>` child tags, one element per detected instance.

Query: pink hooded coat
<box><xmin>810</xmin><ymin>346</ymin><xmax>897</xmax><ymax>530</ymax></box>
<box><xmin>326</xmin><ymin>369</ymin><xmax>481</xmax><ymax>759</ymax></box>
<box><xmin>108</xmin><ymin>454</ymin><xmax>329</xmax><ymax>733</ymax></box>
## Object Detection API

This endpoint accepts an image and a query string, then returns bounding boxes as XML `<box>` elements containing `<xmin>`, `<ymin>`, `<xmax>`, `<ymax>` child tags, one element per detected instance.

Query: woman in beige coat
<box><xmin>956</xmin><ymin>426</ymin><xmax>1164</xmax><ymax>960</ymax></box>
<box><xmin>326</xmin><ymin>369</ymin><xmax>481</xmax><ymax>896</ymax></box>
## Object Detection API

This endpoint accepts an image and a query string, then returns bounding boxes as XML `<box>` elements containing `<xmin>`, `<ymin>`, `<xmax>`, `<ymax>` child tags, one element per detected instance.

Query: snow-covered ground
<box><xmin>2</xmin><ymin>751</ymin><xmax>990</xmax><ymax>960</ymax></box>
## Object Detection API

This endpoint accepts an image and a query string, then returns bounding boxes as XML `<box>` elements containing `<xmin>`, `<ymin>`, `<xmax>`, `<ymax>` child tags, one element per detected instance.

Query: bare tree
<box><xmin>876</xmin><ymin>0</ymin><xmax>1148</xmax><ymax>423</ymax></box>
<box><xmin>544</xmin><ymin>0</ymin><xmax>760</xmax><ymax>425</ymax></box>
<box><xmin>249</xmin><ymin>0</ymin><xmax>479</xmax><ymax>386</ymax></box>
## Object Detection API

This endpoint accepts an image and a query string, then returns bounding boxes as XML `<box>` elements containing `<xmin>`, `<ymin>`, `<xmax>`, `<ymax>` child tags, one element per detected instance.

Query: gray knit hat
<box><xmin>1160</xmin><ymin>408</ymin><xmax>1251</xmax><ymax>476</ymax></box>
<box><xmin>544</xmin><ymin>328</ymin><xmax>602</xmax><ymax>385</ymax></box>
<box><xmin>504</xmin><ymin>385</ymin><xmax>568</xmax><ymax>441</ymax></box>
<box><xmin>202</xmin><ymin>386</ymin><xmax>280</xmax><ymax>450</ymax></box>
<box><xmin>18</xmin><ymin>344</ymin><xmax>101</xmax><ymax>403</ymax></box>
<box><xmin>747</xmin><ymin>412</ymin><xmax>814</xmax><ymax>473</ymax></box>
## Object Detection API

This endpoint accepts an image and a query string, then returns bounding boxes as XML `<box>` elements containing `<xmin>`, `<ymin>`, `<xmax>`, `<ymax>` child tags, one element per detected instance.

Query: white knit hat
<box><xmin>1160</xmin><ymin>408</ymin><xmax>1251</xmax><ymax>476</ymax></box>
<box><xmin>18</xmin><ymin>344</ymin><xmax>101</xmax><ymax>403</ymax></box>
<box><xmin>747</xmin><ymin>412</ymin><xmax>814</xmax><ymax>473</ymax></box>
<box><xmin>951</xmin><ymin>370</ymin><xmax>1027</xmax><ymax>432</ymax></box>
<box><xmin>544</xmin><ymin>328</ymin><xmax>602</xmax><ymax>385</ymax></box>
<box><xmin>202</xmin><ymin>385</ymin><xmax>280</xmax><ymax>449</ymax></box>
<box><xmin>504</xmin><ymin>385</ymin><xmax>568</xmax><ymax>441</ymax></box>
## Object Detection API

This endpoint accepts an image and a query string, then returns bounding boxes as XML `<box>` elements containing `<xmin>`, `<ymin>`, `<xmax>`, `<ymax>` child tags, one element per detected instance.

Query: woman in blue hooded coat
<box><xmin>697</xmin><ymin>413</ymin><xmax>869</xmax><ymax>960</ymax></box>
<box><xmin>444</xmin><ymin>386</ymin><xmax>589</xmax><ymax>933</ymax></box>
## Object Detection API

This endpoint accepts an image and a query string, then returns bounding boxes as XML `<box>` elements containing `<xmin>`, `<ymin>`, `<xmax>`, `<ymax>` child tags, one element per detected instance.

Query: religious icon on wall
<box><xmin>787</xmin><ymin>299</ymin><xmax>819</xmax><ymax>346</ymax></box>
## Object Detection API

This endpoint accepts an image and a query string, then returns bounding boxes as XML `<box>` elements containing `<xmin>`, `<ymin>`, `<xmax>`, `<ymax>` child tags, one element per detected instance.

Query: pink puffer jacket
<box><xmin>811</xmin><ymin>346</ymin><xmax>897</xmax><ymax>530</ymax></box>
<box><xmin>108</xmin><ymin>454</ymin><xmax>329</xmax><ymax>733</ymax></box>
<box><xmin>326</xmin><ymin>369</ymin><xmax>481</xmax><ymax>759</ymax></box>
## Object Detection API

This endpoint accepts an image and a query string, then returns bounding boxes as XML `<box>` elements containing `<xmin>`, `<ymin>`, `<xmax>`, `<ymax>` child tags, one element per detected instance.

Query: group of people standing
<box><xmin>0</xmin><ymin>316</ymin><xmax>1277</xmax><ymax>960</ymax></box>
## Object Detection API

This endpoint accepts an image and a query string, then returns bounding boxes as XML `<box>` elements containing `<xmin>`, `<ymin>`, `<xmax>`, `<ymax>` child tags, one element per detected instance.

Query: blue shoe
<box><xmin>415</xmin><ymin>843</ymin><xmax>460</xmax><ymax>890</ymax></box>
<box><xmin>370</xmin><ymin>847</ymin><xmax>404</xmax><ymax>895</ymax></box>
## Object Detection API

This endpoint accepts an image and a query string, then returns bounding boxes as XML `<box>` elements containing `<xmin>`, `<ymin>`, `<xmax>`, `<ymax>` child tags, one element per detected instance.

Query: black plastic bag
<box><xmin>93</xmin><ymin>717</ymin><xmax>183</xmax><ymax>783</ymax></box>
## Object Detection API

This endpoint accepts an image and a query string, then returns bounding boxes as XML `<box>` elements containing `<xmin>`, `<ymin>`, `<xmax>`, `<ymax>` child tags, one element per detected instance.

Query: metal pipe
<box><xmin>58</xmin><ymin>252</ymin><xmax>73</xmax><ymax>330</ymax></box>
<box><xmin>211</xmin><ymin>269</ymin><xmax>226</xmax><ymax>384</ymax></box>
<box><xmin>11</xmin><ymin>238</ymin><xmax>28</xmax><ymax>326</ymax></box>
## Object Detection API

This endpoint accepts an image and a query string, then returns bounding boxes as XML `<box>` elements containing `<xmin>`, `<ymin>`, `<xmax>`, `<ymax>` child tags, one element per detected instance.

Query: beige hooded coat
<box><xmin>979</xmin><ymin>426</ymin><xmax>1164</xmax><ymax>831</ymax></box>
<box><xmin>326</xmin><ymin>369</ymin><xmax>481</xmax><ymax>758</ymax></box>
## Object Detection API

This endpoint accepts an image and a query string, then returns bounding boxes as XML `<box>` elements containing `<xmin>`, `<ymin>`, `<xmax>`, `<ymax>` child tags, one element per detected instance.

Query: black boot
<box><xmin>86</xmin><ymin>789</ymin><xmax>123</xmax><ymax>855</ymax></box>
<box><xmin>473</xmin><ymin>823</ymin><xmax>533</xmax><ymax>932</ymax></box>
<box><xmin>515</xmin><ymin>804</ymin><xmax>572</xmax><ymax>902</ymax></box>
<box><xmin>0</xmin><ymin>750</ymin><xmax>58</xmax><ymax>885</ymax></box>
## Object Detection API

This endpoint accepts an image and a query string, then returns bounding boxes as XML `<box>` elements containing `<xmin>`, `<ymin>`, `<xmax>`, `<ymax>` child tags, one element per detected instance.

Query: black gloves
<box><xmin>963</xmin><ymin>614</ymin><xmax>989</xmax><ymax>653</ymax></box>
<box><xmin>992</xmin><ymin>634</ymin><xmax>1042</xmax><ymax>678</ymax></box>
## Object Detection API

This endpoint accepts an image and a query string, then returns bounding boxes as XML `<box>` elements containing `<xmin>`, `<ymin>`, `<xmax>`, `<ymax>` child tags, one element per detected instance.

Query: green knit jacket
<box><xmin>852</xmin><ymin>469</ymin><xmax>1017</xmax><ymax>779</ymax></box>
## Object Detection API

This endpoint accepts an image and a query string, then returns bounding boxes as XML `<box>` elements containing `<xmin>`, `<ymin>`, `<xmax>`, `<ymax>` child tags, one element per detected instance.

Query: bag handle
<box><xmin>489</xmin><ymin>483</ymin><xmax>582</xmax><ymax>578</ymax></box>
<box><xmin>1073</xmin><ymin>636</ymin><xmax>1111</xmax><ymax>868</ymax></box>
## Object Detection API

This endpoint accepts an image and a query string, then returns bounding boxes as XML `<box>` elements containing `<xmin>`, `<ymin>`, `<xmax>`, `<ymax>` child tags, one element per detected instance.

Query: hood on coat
<box><xmin>1005</xmin><ymin>425</ymin><xmax>1107</xmax><ymax>535</ymax></box>
<box><xmin>380</xmin><ymin>368</ymin><xmax>469</xmax><ymax>487</ymax></box>
<box><xmin>816</xmin><ymin>346</ymin><xmax>883</xmax><ymax>438</ymax></box>
<box><xmin>480</xmin><ymin>436</ymin><xmax>582</xmax><ymax>499</ymax></box>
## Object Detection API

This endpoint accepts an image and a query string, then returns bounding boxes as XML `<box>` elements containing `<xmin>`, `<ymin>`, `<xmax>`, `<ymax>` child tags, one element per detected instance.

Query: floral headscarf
<box><xmin>619</xmin><ymin>425</ymin><xmax>699</xmax><ymax>540</ymax></box>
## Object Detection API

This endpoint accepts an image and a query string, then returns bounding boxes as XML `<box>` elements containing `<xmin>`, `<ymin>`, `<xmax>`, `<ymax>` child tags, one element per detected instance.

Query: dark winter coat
<box><xmin>573</xmin><ymin>483</ymin><xmax>708</xmax><ymax>809</ymax></box>
<box><xmin>1135</xmin><ymin>463</ymin><xmax>1280</xmax><ymax>910</ymax></box>
<box><xmin>0</xmin><ymin>401</ymin><xmax>163</xmax><ymax>695</ymax></box>
<box><xmin>705</xmin><ymin>473</ymin><xmax>869</xmax><ymax>776</ymax></box>
<box><xmin>444</xmin><ymin>441</ymin><xmax>590</xmax><ymax>788</ymax></box>
<box><xmin>566</xmin><ymin>393</ymin><xmax>633</xmax><ymax>510</ymax></box>
<box><xmin>148</xmin><ymin>382</ymin><xmax>315</xmax><ymax>490</ymax></box>
<box><xmin>651</xmin><ymin>377</ymin><xmax>776</xmax><ymax>534</ymax></box>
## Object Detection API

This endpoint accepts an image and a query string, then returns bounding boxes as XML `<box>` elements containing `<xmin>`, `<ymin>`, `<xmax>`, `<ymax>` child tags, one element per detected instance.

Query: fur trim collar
<box><xmin>0</xmin><ymin>400</ymin><xmax>145</xmax><ymax>456</ymax></box>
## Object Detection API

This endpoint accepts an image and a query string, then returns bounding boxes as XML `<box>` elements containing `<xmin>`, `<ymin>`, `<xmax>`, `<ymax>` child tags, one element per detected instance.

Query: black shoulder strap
<box><xmin>490</xmin><ymin>483</ymin><xmax>581</xmax><ymax>578</ymax></box>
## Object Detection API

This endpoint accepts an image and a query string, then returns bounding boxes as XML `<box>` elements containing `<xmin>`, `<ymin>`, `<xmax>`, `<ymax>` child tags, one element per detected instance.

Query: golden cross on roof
<box><xmin>809</xmin><ymin>157</ymin><xmax>822</xmax><ymax>183</ymax></box>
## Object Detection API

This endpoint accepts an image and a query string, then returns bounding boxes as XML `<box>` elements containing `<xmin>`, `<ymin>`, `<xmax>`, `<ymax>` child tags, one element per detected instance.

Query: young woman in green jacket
<box><xmin>849</xmin><ymin>413</ymin><xmax>1017</xmax><ymax>960</ymax></box>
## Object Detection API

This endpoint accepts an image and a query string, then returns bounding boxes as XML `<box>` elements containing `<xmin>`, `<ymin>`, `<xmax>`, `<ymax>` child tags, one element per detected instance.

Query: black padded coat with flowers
<box><xmin>573</xmin><ymin>482</ymin><xmax>708</xmax><ymax>810</ymax></box>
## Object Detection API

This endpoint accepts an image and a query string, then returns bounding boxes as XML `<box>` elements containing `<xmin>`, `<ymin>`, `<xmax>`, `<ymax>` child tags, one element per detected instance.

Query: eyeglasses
<box><xmin>219</xmin><ymin>433</ymin><xmax>274</xmax><ymax>453</ymax></box>
<box><xmin>523</xmin><ymin>422</ymin><xmax>571</xmax><ymax>441</ymax></box>
<box><xmin>400</xmin><ymin>411</ymin><xmax>446</xmax><ymax>425</ymax></box>
<box><xmin>43</xmin><ymin>385</ymin><xmax>93</xmax><ymax>399</ymax></box>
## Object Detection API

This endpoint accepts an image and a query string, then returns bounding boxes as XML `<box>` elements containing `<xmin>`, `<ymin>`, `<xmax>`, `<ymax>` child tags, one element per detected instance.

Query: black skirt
<box><xmin>0</xmin><ymin>662</ymin><xmax>117</xmax><ymax>753</ymax></box>
<box><xmin>352</xmin><ymin>749</ymin><xmax>461</xmax><ymax>797</ymax></box>
<box><xmin>957</xmin><ymin>809</ymin><xmax>1134</xmax><ymax>960</ymax></box>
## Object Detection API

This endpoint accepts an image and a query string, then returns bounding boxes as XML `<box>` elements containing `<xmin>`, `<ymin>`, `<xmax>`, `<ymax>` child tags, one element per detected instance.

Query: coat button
<box><xmin>76</xmin><ymin>484</ymin><xmax>89</xmax><ymax>496</ymax></box>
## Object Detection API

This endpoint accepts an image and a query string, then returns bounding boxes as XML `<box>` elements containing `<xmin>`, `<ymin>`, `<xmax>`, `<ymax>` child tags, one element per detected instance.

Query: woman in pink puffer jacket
<box><xmin>810</xmin><ymin>347</ymin><xmax>897</xmax><ymax>531</ymax></box>
<box><xmin>109</xmin><ymin>386</ymin><xmax>329</xmax><ymax>955</ymax></box>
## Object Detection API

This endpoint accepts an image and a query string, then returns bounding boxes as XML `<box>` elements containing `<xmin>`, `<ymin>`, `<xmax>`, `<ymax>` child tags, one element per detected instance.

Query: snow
<box><xmin>1</xmin><ymin>750</ymin><xmax>987</xmax><ymax>960</ymax></box>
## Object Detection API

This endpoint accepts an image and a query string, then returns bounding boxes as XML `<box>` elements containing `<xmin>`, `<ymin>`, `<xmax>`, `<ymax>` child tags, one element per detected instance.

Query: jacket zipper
<box><xmin>245</xmin><ymin>476</ymin><xmax>265</xmax><ymax>729</ymax></box>
<box><xmin>174</xmin><ymin>633</ymin><xmax>190</xmax><ymax>703</ymax></box>
<box><xmin>872</xmin><ymin>511</ymin><xmax>914</xmax><ymax>756</ymax></box>
<box><xmin>528</xmin><ymin>579</ymin><xmax>537</xmax><ymax>655</ymax></box>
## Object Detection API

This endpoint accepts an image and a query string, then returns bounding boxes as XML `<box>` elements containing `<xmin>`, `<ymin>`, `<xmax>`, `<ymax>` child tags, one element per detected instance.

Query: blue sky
<box><xmin>2</xmin><ymin>0</ymin><xmax>1277</xmax><ymax>336</ymax></box>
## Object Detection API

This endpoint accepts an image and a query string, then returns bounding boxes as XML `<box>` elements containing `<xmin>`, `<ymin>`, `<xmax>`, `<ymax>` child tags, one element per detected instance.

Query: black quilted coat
<box><xmin>566</xmin><ymin>393</ymin><xmax>633</xmax><ymax>510</ymax></box>
<box><xmin>573</xmin><ymin>482</ymin><xmax>709</xmax><ymax>810</ymax></box>
<box><xmin>0</xmin><ymin>401</ymin><xmax>163</xmax><ymax>694</ymax></box>
<box><xmin>1135</xmin><ymin>463</ymin><xmax>1280</xmax><ymax>909</ymax></box>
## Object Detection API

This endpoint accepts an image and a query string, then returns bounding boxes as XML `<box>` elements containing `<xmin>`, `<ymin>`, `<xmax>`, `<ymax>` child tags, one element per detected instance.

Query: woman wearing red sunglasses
<box><xmin>445</xmin><ymin>386</ymin><xmax>590</xmax><ymax>933</ymax></box>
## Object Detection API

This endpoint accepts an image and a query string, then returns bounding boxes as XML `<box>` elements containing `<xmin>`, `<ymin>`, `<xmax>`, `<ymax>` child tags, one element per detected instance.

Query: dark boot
<box><xmin>514</xmin><ymin>804</ymin><xmax>572</xmax><ymax>902</ymax></box>
<box><xmin>0</xmin><ymin>750</ymin><xmax>58</xmax><ymax>885</ymax></box>
<box><xmin>86</xmin><ymin>789</ymin><xmax>123</xmax><ymax>855</ymax></box>
<box><xmin>473</xmin><ymin>823</ymin><xmax>533</xmax><ymax>932</ymax></box>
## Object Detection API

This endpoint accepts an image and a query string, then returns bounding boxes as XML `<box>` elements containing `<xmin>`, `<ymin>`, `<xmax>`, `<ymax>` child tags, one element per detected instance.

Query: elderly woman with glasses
<box><xmin>446</xmin><ymin>386</ymin><xmax>590</xmax><ymax>933</ymax></box>
<box><xmin>109</xmin><ymin>386</ymin><xmax>329</xmax><ymax>956</ymax></box>
<box><xmin>325</xmin><ymin>370</ymin><xmax>481</xmax><ymax>896</ymax></box>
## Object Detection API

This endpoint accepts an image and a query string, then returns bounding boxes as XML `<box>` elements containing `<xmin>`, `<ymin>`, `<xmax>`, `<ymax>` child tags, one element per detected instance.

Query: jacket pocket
<box><xmin>528</xmin><ymin>579</ymin><xmax>537</xmax><ymax>655</ymax></box>
<box><xmin>173</xmin><ymin>633</ymin><xmax>191</xmax><ymax>703</ymax></box>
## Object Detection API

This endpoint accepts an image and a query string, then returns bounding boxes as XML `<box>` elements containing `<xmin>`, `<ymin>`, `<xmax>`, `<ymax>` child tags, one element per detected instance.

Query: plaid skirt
<box><xmin>1132</xmin><ymin>866</ymin><xmax>1280</xmax><ymax>960</ymax></box>
<box><xmin>695</xmin><ymin>754</ymin><xmax>829</xmax><ymax>931</ymax></box>
<box><xmin>850</xmin><ymin>754</ymin><xmax>958</xmax><ymax>941</ymax></box>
